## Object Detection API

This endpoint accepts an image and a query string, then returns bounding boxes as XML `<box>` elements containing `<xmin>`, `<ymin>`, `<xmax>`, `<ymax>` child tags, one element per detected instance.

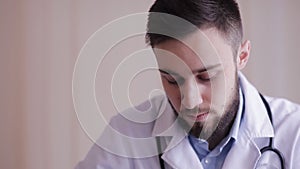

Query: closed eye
<box><xmin>161</xmin><ymin>74</ymin><xmax>184</xmax><ymax>86</ymax></box>
<box><xmin>196</xmin><ymin>71</ymin><xmax>219</xmax><ymax>82</ymax></box>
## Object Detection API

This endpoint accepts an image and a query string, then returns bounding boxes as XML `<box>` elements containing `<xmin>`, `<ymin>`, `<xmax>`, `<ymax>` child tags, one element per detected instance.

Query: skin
<box><xmin>153</xmin><ymin>28</ymin><xmax>250</xmax><ymax>150</ymax></box>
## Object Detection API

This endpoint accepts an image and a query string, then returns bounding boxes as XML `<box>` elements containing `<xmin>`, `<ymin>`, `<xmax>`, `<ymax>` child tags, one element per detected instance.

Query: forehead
<box><xmin>153</xmin><ymin>28</ymin><xmax>234</xmax><ymax>74</ymax></box>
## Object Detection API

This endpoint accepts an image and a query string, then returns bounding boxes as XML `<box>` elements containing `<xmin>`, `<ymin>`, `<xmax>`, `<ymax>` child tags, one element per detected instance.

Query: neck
<box><xmin>208</xmin><ymin>97</ymin><xmax>240</xmax><ymax>150</ymax></box>
<box><xmin>207</xmin><ymin>112</ymin><xmax>237</xmax><ymax>150</ymax></box>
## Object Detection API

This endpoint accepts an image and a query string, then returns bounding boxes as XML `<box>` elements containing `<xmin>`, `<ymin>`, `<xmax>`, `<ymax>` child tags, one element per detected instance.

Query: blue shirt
<box><xmin>188</xmin><ymin>88</ymin><xmax>244</xmax><ymax>169</ymax></box>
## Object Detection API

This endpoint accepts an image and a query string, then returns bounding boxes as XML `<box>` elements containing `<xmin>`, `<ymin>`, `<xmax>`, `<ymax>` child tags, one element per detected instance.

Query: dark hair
<box><xmin>146</xmin><ymin>0</ymin><xmax>243</xmax><ymax>57</ymax></box>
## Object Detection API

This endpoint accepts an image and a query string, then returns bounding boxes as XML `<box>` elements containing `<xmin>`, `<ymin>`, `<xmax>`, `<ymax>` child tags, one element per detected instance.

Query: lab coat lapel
<box><xmin>221</xmin><ymin>132</ymin><xmax>261</xmax><ymax>168</ymax></box>
<box><xmin>222</xmin><ymin>73</ymin><xmax>274</xmax><ymax>168</ymax></box>
<box><xmin>162</xmin><ymin>137</ymin><xmax>203</xmax><ymax>169</ymax></box>
<box><xmin>152</xmin><ymin>98</ymin><xmax>203</xmax><ymax>169</ymax></box>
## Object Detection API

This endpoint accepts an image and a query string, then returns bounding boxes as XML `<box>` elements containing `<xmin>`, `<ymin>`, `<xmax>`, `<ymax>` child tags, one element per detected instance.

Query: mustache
<box><xmin>181</xmin><ymin>107</ymin><xmax>199</xmax><ymax>114</ymax></box>
<box><xmin>167</xmin><ymin>99</ymin><xmax>216</xmax><ymax>115</ymax></box>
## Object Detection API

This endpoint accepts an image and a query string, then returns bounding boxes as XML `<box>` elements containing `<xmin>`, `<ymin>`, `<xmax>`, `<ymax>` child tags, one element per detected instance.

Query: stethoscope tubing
<box><xmin>259</xmin><ymin>93</ymin><xmax>285</xmax><ymax>169</ymax></box>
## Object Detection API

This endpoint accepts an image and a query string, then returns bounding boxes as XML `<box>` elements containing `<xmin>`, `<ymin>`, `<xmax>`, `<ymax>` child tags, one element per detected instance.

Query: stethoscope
<box><xmin>157</xmin><ymin>93</ymin><xmax>285</xmax><ymax>169</ymax></box>
<box><xmin>258</xmin><ymin>93</ymin><xmax>285</xmax><ymax>169</ymax></box>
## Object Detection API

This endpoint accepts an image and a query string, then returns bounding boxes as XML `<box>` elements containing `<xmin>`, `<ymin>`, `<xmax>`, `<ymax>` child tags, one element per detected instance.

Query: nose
<box><xmin>181</xmin><ymin>79</ymin><xmax>203</xmax><ymax>109</ymax></box>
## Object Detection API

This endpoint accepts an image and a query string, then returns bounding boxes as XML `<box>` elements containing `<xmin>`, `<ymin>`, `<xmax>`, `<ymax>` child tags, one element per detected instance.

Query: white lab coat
<box><xmin>75</xmin><ymin>73</ymin><xmax>300</xmax><ymax>169</ymax></box>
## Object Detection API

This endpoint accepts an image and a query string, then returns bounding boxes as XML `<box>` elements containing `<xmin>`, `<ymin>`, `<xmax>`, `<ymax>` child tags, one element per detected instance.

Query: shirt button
<box><xmin>204</xmin><ymin>159</ymin><xmax>209</xmax><ymax>164</ymax></box>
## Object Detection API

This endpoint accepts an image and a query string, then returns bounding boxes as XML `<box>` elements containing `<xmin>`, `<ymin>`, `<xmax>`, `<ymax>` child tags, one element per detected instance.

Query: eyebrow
<box><xmin>159</xmin><ymin>64</ymin><xmax>221</xmax><ymax>76</ymax></box>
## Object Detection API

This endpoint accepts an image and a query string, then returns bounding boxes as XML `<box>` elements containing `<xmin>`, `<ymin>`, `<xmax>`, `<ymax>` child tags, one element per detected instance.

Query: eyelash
<box><xmin>197</xmin><ymin>74</ymin><xmax>213</xmax><ymax>82</ymax></box>
<box><xmin>163</xmin><ymin>72</ymin><xmax>218</xmax><ymax>85</ymax></box>
<box><xmin>165</xmin><ymin>76</ymin><xmax>182</xmax><ymax>85</ymax></box>
<box><xmin>197</xmin><ymin>76</ymin><xmax>210</xmax><ymax>82</ymax></box>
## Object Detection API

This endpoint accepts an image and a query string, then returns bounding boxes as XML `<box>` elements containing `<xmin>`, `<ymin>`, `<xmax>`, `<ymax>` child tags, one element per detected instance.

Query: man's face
<box><xmin>153</xmin><ymin>28</ymin><xmax>242</xmax><ymax>139</ymax></box>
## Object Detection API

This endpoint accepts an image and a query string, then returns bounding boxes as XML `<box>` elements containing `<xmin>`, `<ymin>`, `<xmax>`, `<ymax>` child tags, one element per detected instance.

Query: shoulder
<box><xmin>266</xmin><ymin>96</ymin><xmax>300</xmax><ymax>132</ymax></box>
<box><xmin>267</xmin><ymin>96</ymin><xmax>300</xmax><ymax>125</ymax></box>
<box><xmin>109</xmin><ymin>95</ymin><xmax>168</xmax><ymax>138</ymax></box>
<box><xmin>266</xmin><ymin>97</ymin><xmax>300</xmax><ymax>144</ymax></box>
<box><xmin>266</xmin><ymin>97</ymin><xmax>300</xmax><ymax>167</ymax></box>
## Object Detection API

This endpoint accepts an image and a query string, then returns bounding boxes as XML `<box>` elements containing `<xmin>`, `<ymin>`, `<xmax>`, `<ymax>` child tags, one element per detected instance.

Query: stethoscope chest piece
<box><xmin>255</xmin><ymin>150</ymin><xmax>284</xmax><ymax>169</ymax></box>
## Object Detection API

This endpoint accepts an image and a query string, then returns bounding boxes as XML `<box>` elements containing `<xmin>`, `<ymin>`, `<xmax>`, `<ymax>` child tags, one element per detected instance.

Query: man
<box><xmin>76</xmin><ymin>0</ymin><xmax>300</xmax><ymax>168</ymax></box>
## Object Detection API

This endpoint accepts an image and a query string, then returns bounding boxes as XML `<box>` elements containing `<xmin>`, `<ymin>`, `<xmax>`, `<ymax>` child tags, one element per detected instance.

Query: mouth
<box><xmin>185</xmin><ymin>112</ymin><xmax>209</xmax><ymax>122</ymax></box>
<box><xmin>195</xmin><ymin>112</ymin><xmax>209</xmax><ymax>122</ymax></box>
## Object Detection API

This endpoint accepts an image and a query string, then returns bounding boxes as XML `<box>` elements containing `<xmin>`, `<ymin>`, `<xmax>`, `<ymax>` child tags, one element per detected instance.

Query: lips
<box><xmin>196</xmin><ymin>112</ymin><xmax>209</xmax><ymax>122</ymax></box>
<box><xmin>185</xmin><ymin>111</ymin><xmax>209</xmax><ymax>122</ymax></box>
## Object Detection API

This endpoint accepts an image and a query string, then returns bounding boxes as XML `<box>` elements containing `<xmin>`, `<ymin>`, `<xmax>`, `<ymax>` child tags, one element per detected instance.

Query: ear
<box><xmin>236</xmin><ymin>40</ymin><xmax>251</xmax><ymax>70</ymax></box>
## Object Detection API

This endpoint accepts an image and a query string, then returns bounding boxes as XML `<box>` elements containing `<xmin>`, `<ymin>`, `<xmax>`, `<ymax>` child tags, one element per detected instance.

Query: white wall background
<box><xmin>0</xmin><ymin>0</ymin><xmax>299</xmax><ymax>169</ymax></box>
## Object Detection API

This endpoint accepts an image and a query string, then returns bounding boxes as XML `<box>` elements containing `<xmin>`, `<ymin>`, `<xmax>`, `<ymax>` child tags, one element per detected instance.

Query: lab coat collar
<box><xmin>222</xmin><ymin>72</ymin><xmax>275</xmax><ymax>168</ymax></box>
<box><xmin>237</xmin><ymin>72</ymin><xmax>274</xmax><ymax>139</ymax></box>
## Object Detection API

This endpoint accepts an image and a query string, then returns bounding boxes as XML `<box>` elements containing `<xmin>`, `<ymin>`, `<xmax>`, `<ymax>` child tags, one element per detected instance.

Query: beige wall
<box><xmin>240</xmin><ymin>0</ymin><xmax>300</xmax><ymax>103</ymax></box>
<box><xmin>0</xmin><ymin>0</ymin><xmax>299</xmax><ymax>169</ymax></box>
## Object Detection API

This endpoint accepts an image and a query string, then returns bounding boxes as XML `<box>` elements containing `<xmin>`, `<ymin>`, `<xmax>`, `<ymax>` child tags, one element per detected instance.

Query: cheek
<box><xmin>210</xmin><ymin>70</ymin><xmax>236</xmax><ymax>107</ymax></box>
<box><xmin>209</xmin><ymin>77</ymin><xmax>226</xmax><ymax>106</ymax></box>
<box><xmin>203</xmin><ymin>86</ymin><xmax>212</xmax><ymax>104</ymax></box>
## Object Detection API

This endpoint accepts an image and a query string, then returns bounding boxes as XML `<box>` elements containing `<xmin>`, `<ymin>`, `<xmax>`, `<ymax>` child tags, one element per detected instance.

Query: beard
<box><xmin>170</xmin><ymin>73</ymin><xmax>240</xmax><ymax>144</ymax></box>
